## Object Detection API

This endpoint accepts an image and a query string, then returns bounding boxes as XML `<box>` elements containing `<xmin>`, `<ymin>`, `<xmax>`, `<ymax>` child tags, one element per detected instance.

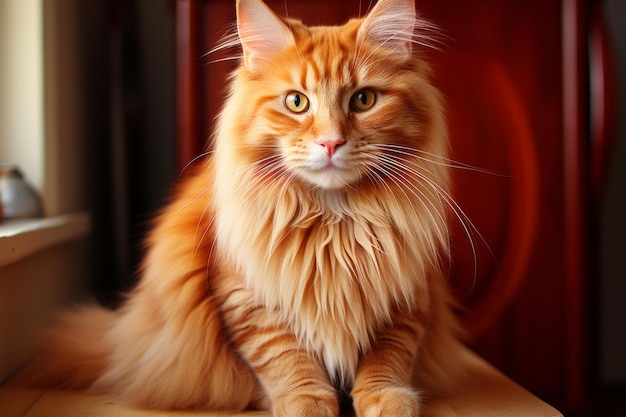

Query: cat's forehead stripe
<box><xmin>291</xmin><ymin>24</ymin><xmax>360</xmax><ymax>90</ymax></box>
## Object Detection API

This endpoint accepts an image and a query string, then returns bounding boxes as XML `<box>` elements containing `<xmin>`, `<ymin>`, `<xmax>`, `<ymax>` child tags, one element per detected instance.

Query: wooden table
<box><xmin>0</xmin><ymin>348</ymin><xmax>562</xmax><ymax>417</ymax></box>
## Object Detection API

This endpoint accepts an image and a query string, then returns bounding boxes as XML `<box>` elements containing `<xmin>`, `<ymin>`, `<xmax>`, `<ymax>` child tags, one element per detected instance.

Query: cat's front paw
<box><xmin>352</xmin><ymin>385</ymin><xmax>420</xmax><ymax>417</ymax></box>
<box><xmin>272</xmin><ymin>390</ymin><xmax>339</xmax><ymax>417</ymax></box>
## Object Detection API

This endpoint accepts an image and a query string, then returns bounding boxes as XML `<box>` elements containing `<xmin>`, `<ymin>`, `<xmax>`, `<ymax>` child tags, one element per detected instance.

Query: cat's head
<box><xmin>216</xmin><ymin>0</ymin><xmax>447</xmax><ymax>193</ymax></box>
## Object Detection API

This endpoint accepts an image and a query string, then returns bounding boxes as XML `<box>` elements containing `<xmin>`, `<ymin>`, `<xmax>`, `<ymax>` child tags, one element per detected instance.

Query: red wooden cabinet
<box><xmin>175</xmin><ymin>0</ymin><xmax>611</xmax><ymax>413</ymax></box>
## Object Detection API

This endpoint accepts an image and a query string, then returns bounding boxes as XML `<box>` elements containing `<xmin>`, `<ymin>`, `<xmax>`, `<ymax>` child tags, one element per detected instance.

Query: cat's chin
<box><xmin>298</xmin><ymin>168</ymin><xmax>361</xmax><ymax>190</ymax></box>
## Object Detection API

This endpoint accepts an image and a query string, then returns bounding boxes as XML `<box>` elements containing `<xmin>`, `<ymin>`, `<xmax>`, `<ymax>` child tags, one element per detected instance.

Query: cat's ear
<box><xmin>358</xmin><ymin>0</ymin><xmax>416</xmax><ymax>60</ymax></box>
<box><xmin>236</xmin><ymin>0</ymin><xmax>295</xmax><ymax>70</ymax></box>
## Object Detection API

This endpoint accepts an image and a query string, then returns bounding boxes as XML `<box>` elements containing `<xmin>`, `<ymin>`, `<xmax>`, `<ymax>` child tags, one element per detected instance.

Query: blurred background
<box><xmin>0</xmin><ymin>0</ymin><xmax>624</xmax><ymax>415</ymax></box>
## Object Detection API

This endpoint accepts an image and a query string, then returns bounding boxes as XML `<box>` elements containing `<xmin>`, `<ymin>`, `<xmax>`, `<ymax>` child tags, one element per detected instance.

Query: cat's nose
<box><xmin>316</xmin><ymin>137</ymin><xmax>346</xmax><ymax>158</ymax></box>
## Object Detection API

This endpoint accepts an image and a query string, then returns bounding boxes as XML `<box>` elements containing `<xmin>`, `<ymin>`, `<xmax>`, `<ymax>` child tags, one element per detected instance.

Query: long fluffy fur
<box><xmin>21</xmin><ymin>0</ymin><xmax>464</xmax><ymax>415</ymax></box>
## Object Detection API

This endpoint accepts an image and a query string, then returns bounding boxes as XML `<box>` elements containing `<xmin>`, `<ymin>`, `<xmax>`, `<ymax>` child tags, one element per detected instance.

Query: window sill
<box><xmin>0</xmin><ymin>212</ymin><xmax>90</xmax><ymax>268</ymax></box>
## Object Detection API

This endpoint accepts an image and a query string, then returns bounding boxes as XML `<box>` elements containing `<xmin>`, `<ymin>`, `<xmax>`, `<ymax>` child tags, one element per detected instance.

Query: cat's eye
<box><xmin>285</xmin><ymin>91</ymin><xmax>310</xmax><ymax>113</ymax></box>
<box><xmin>350</xmin><ymin>89</ymin><xmax>376</xmax><ymax>112</ymax></box>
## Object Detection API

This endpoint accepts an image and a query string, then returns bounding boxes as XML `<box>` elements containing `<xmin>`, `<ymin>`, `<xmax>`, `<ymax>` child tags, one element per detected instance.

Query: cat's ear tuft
<box><xmin>358</xmin><ymin>0</ymin><xmax>416</xmax><ymax>60</ymax></box>
<box><xmin>236</xmin><ymin>0</ymin><xmax>295</xmax><ymax>70</ymax></box>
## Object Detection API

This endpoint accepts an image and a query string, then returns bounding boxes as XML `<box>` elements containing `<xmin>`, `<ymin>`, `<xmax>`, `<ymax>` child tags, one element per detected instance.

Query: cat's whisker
<box><xmin>382</xmin><ymin>150</ymin><xmax>493</xmax><ymax>258</ymax></box>
<box><xmin>192</xmin><ymin>199</ymin><xmax>215</xmax><ymax>258</ymax></box>
<box><xmin>377</xmin><ymin>153</ymin><xmax>466</xmax><ymax>226</ymax></box>
<box><xmin>172</xmin><ymin>147</ymin><xmax>279</xmax><ymax>220</ymax></box>
<box><xmin>176</xmin><ymin>150</ymin><xmax>214</xmax><ymax>181</ymax></box>
<box><xmin>355</xmin><ymin>22</ymin><xmax>445</xmax><ymax>74</ymax></box>
<box><xmin>375</xmin><ymin>155</ymin><xmax>448</xmax><ymax>236</ymax></box>
<box><xmin>364</xmin><ymin>162</ymin><xmax>445</xmax><ymax>279</ymax></box>
<box><xmin>201</xmin><ymin>25</ymin><xmax>241</xmax><ymax>60</ymax></box>
<box><xmin>360</xmin><ymin>151</ymin><xmax>447</xmax><ymax>265</ymax></box>
<box><xmin>377</xmin><ymin>143</ymin><xmax>507</xmax><ymax>176</ymax></box>
<box><xmin>231</xmin><ymin>163</ymin><xmax>283</xmax><ymax>208</ymax></box>
<box><xmin>170</xmin><ymin>185</ymin><xmax>213</xmax><ymax>218</ymax></box>
<box><xmin>227</xmin><ymin>157</ymin><xmax>290</xmax><ymax>228</ymax></box>
<box><xmin>365</xmin><ymin>0</ymin><xmax>376</xmax><ymax>15</ymax></box>
<box><xmin>416</xmin><ymin>175</ymin><xmax>481</xmax><ymax>288</ymax></box>
<box><xmin>362</xmin><ymin>154</ymin><xmax>422</xmax><ymax>219</ymax></box>
<box><xmin>350</xmin><ymin>168</ymin><xmax>393</xmax><ymax>251</ymax></box>
<box><xmin>201</xmin><ymin>44</ymin><xmax>240</xmax><ymax>61</ymax></box>
<box><xmin>370</xmin><ymin>150</ymin><xmax>498</xmax><ymax>283</ymax></box>
<box><xmin>364</xmin><ymin>166</ymin><xmax>405</xmax><ymax>216</ymax></box>
<box><xmin>205</xmin><ymin>55</ymin><xmax>244</xmax><ymax>65</ymax></box>
<box><xmin>400</xmin><ymin>29</ymin><xmax>448</xmax><ymax>52</ymax></box>
<box><xmin>377</xmin><ymin>152</ymin><xmax>489</xmax><ymax>287</ymax></box>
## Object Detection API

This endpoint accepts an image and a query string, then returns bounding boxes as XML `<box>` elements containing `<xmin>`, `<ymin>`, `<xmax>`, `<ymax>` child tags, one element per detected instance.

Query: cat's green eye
<box><xmin>350</xmin><ymin>89</ymin><xmax>376</xmax><ymax>112</ymax></box>
<box><xmin>285</xmin><ymin>91</ymin><xmax>310</xmax><ymax>113</ymax></box>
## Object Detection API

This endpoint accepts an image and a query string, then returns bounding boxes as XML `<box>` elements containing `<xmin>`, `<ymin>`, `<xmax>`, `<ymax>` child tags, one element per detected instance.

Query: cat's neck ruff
<box><xmin>213</xmin><ymin>156</ymin><xmax>445</xmax><ymax>386</ymax></box>
<box><xmin>318</xmin><ymin>188</ymin><xmax>344</xmax><ymax>211</ymax></box>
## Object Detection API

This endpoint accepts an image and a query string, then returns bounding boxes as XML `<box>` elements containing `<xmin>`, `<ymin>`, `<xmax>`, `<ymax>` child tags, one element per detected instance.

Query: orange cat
<box><xmin>25</xmin><ymin>0</ymin><xmax>464</xmax><ymax>415</ymax></box>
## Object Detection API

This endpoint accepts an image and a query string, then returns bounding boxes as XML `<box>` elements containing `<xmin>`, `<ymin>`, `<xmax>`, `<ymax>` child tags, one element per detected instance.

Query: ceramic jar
<box><xmin>0</xmin><ymin>166</ymin><xmax>43</xmax><ymax>219</ymax></box>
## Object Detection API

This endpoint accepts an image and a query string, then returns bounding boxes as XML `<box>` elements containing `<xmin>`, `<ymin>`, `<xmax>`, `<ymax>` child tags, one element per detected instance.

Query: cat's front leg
<box><xmin>219</xmin><ymin>285</ymin><xmax>339</xmax><ymax>417</ymax></box>
<box><xmin>351</xmin><ymin>313</ymin><xmax>424</xmax><ymax>417</ymax></box>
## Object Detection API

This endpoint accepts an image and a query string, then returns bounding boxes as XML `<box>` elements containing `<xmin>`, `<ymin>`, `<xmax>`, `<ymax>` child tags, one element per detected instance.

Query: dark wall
<box><xmin>77</xmin><ymin>0</ymin><xmax>175</xmax><ymax>302</ymax></box>
<box><xmin>601</xmin><ymin>0</ymin><xmax>626</xmax><ymax>385</ymax></box>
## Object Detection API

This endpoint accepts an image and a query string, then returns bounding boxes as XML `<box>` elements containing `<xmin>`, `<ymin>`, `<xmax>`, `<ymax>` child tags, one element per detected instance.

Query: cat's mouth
<box><xmin>313</xmin><ymin>158</ymin><xmax>342</xmax><ymax>171</ymax></box>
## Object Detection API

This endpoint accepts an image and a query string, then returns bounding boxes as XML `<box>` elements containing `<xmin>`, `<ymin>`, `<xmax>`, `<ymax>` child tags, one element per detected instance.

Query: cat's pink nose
<box><xmin>316</xmin><ymin>137</ymin><xmax>346</xmax><ymax>158</ymax></box>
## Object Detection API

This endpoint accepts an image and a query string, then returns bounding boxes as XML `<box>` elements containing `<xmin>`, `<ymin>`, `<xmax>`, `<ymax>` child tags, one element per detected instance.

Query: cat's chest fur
<box><xmin>216</xmin><ymin>185</ymin><xmax>431</xmax><ymax>386</ymax></box>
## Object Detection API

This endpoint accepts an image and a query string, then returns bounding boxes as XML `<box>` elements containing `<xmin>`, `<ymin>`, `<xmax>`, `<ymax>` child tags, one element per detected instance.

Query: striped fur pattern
<box><xmin>24</xmin><ymin>0</ymin><xmax>464</xmax><ymax>415</ymax></box>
